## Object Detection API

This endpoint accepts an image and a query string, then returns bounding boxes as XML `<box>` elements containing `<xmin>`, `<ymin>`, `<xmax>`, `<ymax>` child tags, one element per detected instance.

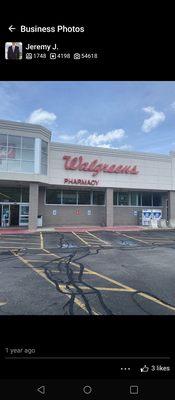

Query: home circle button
<box><xmin>83</xmin><ymin>385</ymin><xmax>93</xmax><ymax>395</ymax></box>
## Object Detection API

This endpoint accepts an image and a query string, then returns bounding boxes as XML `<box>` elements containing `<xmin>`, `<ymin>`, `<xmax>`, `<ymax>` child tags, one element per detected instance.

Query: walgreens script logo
<box><xmin>63</xmin><ymin>155</ymin><xmax>139</xmax><ymax>177</ymax></box>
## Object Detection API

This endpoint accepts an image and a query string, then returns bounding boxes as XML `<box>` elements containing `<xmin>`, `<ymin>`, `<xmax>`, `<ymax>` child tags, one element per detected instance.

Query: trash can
<box><xmin>37</xmin><ymin>215</ymin><xmax>43</xmax><ymax>227</ymax></box>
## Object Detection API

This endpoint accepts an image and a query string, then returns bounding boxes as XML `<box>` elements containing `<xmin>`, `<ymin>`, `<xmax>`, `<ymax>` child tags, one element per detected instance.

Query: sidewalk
<box><xmin>0</xmin><ymin>225</ymin><xmax>146</xmax><ymax>235</ymax></box>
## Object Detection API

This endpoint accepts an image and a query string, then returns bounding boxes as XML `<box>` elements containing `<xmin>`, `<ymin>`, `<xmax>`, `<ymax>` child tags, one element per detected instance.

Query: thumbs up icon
<box><xmin>140</xmin><ymin>365</ymin><xmax>149</xmax><ymax>372</ymax></box>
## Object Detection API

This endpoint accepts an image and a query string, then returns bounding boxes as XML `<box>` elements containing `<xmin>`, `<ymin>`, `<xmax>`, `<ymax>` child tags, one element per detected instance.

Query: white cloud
<box><xmin>142</xmin><ymin>106</ymin><xmax>165</xmax><ymax>133</ymax></box>
<box><xmin>56</xmin><ymin>128</ymin><xmax>127</xmax><ymax>148</ymax></box>
<box><xmin>76</xmin><ymin>130</ymin><xmax>88</xmax><ymax>138</ymax></box>
<box><xmin>26</xmin><ymin>108</ymin><xmax>57</xmax><ymax>125</ymax></box>
<box><xmin>77</xmin><ymin>128</ymin><xmax>126</xmax><ymax>146</ymax></box>
<box><xmin>171</xmin><ymin>102</ymin><xmax>175</xmax><ymax>110</ymax></box>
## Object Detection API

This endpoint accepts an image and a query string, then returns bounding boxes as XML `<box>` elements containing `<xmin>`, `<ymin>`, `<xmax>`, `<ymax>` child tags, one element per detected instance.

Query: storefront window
<box><xmin>21</xmin><ymin>188</ymin><xmax>29</xmax><ymax>202</ymax></box>
<box><xmin>0</xmin><ymin>134</ymin><xmax>7</xmax><ymax>160</ymax></box>
<box><xmin>0</xmin><ymin>134</ymin><xmax>35</xmax><ymax>173</ymax></box>
<box><xmin>22</xmin><ymin>149</ymin><xmax>35</xmax><ymax>161</ymax></box>
<box><xmin>113</xmin><ymin>191</ymin><xmax>118</xmax><ymax>205</ymax></box>
<box><xmin>41</xmin><ymin>140</ymin><xmax>48</xmax><ymax>175</ymax></box>
<box><xmin>41</xmin><ymin>140</ymin><xmax>48</xmax><ymax>153</ymax></box>
<box><xmin>41</xmin><ymin>152</ymin><xmax>47</xmax><ymax>163</ymax></box>
<box><xmin>131</xmin><ymin>192</ymin><xmax>137</xmax><ymax>206</ymax></box>
<box><xmin>142</xmin><ymin>192</ymin><xmax>152</xmax><ymax>206</ymax></box>
<box><xmin>7</xmin><ymin>147</ymin><xmax>21</xmax><ymax>159</ymax></box>
<box><xmin>22</xmin><ymin>137</ymin><xmax>35</xmax><ymax>149</ymax></box>
<box><xmin>19</xmin><ymin>205</ymin><xmax>29</xmax><ymax>225</ymax></box>
<box><xmin>0</xmin><ymin>187</ymin><xmax>20</xmax><ymax>202</ymax></box>
<box><xmin>153</xmin><ymin>192</ymin><xmax>162</xmax><ymax>206</ymax></box>
<box><xmin>138</xmin><ymin>193</ymin><xmax>142</xmax><ymax>206</ymax></box>
<box><xmin>92</xmin><ymin>191</ymin><xmax>105</xmax><ymax>205</ymax></box>
<box><xmin>0</xmin><ymin>134</ymin><xmax>7</xmax><ymax>146</ymax></box>
<box><xmin>21</xmin><ymin>161</ymin><xmax>34</xmax><ymax>172</ymax></box>
<box><xmin>78</xmin><ymin>191</ymin><xmax>91</xmax><ymax>204</ymax></box>
<box><xmin>0</xmin><ymin>159</ymin><xmax>7</xmax><ymax>170</ymax></box>
<box><xmin>118</xmin><ymin>192</ymin><xmax>129</xmax><ymax>205</ymax></box>
<box><xmin>46</xmin><ymin>189</ymin><xmax>61</xmax><ymax>204</ymax></box>
<box><xmin>62</xmin><ymin>190</ymin><xmax>77</xmax><ymax>204</ymax></box>
<box><xmin>7</xmin><ymin>160</ymin><xmax>21</xmax><ymax>172</ymax></box>
<box><xmin>8</xmin><ymin>135</ymin><xmax>21</xmax><ymax>148</ymax></box>
<box><xmin>41</xmin><ymin>163</ymin><xmax>47</xmax><ymax>174</ymax></box>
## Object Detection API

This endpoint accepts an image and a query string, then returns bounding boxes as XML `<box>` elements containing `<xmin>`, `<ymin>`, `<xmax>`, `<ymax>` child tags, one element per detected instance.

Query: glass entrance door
<box><xmin>19</xmin><ymin>205</ymin><xmax>29</xmax><ymax>226</ymax></box>
<box><xmin>1</xmin><ymin>204</ymin><xmax>10</xmax><ymax>227</ymax></box>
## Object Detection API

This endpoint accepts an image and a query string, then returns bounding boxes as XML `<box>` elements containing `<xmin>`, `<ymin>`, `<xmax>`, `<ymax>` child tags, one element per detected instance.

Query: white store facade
<box><xmin>0</xmin><ymin>119</ymin><xmax>175</xmax><ymax>230</ymax></box>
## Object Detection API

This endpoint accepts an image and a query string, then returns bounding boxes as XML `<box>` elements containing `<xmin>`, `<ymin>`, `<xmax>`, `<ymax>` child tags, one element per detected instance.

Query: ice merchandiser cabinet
<box><xmin>138</xmin><ymin>209</ymin><xmax>162</xmax><ymax>226</ymax></box>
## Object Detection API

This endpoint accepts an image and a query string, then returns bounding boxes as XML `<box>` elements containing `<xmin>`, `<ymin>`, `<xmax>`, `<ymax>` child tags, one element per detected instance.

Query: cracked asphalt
<box><xmin>0</xmin><ymin>230</ymin><xmax>175</xmax><ymax>315</ymax></box>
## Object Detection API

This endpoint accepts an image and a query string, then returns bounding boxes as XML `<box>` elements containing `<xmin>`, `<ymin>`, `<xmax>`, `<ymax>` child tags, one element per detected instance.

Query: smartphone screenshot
<box><xmin>0</xmin><ymin>14</ymin><xmax>174</xmax><ymax>398</ymax></box>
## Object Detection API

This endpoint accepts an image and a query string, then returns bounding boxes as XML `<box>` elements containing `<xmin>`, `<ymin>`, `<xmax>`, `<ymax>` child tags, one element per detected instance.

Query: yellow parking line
<box><xmin>59</xmin><ymin>285</ymin><xmax>130</xmax><ymax>292</ymax></box>
<box><xmin>119</xmin><ymin>233</ymin><xmax>175</xmax><ymax>246</ymax></box>
<box><xmin>33</xmin><ymin>253</ymin><xmax>54</xmax><ymax>256</ymax></box>
<box><xmin>139</xmin><ymin>292</ymin><xmax>175</xmax><ymax>312</ymax></box>
<box><xmin>115</xmin><ymin>232</ymin><xmax>150</xmax><ymax>245</ymax></box>
<box><xmin>36</xmin><ymin>269</ymin><xmax>92</xmax><ymax>275</ymax></box>
<box><xmin>0</xmin><ymin>302</ymin><xmax>7</xmax><ymax>306</ymax></box>
<box><xmin>40</xmin><ymin>232</ymin><xmax>44</xmax><ymax>250</ymax></box>
<box><xmin>11</xmin><ymin>250</ymin><xmax>100</xmax><ymax>316</ymax></box>
<box><xmin>86</xmin><ymin>231</ymin><xmax>110</xmax><ymax>245</ymax></box>
<box><xmin>43</xmin><ymin>248</ymin><xmax>135</xmax><ymax>292</ymax></box>
<box><xmin>71</xmin><ymin>231</ymin><xmax>90</xmax><ymax>246</ymax></box>
<box><xmin>137</xmin><ymin>238</ymin><xmax>175</xmax><ymax>243</ymax></box>
<box><xmin>42</xmin><ymin>249</ymin><xmax>175</xmax><ymax>313</ymax></box>
<box><xmin>0</xmin><ymin>246</ymin><xmax>40</xmax><ymax>249</ymax></box>
<box><xmin>0</xmin><ymin>241</ymin><xmax>39</xmax><ymax>244</ymax></box>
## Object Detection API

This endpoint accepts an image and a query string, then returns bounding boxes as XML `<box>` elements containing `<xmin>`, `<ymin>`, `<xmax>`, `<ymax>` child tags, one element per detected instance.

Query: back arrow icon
<box><xmin>37</xmin><ymin>386</ymin><xmax>46</xmax><ymax>395</ymax></box>
<box><xmin>9</xmin><ymin>25</ymin><xmax>16</xmax><ymax>32</ymax></box>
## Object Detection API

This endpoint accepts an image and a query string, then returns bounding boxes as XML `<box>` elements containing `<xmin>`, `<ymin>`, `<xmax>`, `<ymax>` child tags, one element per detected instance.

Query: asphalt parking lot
<box><xmin>0</xmin><ymin>229</ymin><xmax>175</xmax><ymax>315</ymax></box>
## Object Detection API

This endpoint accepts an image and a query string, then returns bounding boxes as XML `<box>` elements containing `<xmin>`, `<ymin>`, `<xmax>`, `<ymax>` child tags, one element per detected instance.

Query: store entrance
<box><xmin>0</xmin><ymin>204</ymin><xmax>10</xmax><ymax>227</ymax></box>
<box><xmin>10</xmin><ymin>204</ymin><xmax>19</xmax><ymax>226</ymax></box>
<box><xmin>0</xmin><ymin>203</ymin><xmax>29</xmax><ymax>227</ymax></box>
<box><xmin>0</xmin><ymin>204</ymin><xmax>20</xmax><ymax>227</ymax></box>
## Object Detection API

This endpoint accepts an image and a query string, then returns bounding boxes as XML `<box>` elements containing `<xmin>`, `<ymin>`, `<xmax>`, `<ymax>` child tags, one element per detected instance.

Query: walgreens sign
<box><xmin>63</xmin><ymin>155</ymin><xmax>139</xmax><ymax>177</ymax></box>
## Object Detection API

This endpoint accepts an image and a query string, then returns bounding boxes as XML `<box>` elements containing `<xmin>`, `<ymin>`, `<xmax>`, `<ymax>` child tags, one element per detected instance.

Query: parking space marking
<box><xmin>71</xmin><ymin>231</ymin><xmax>90</xmax><ymax>246</ymax></box>
<box><xmin>0</xmin><ymin>246</ymin><xmax>40</xmax><ymax>249</ymax></box>
<box><xmin>40</xmin><ymin>232</ymin><xmax>44</xmax><ymax>249</ymax></box>
<box><xmin>115</xmin><ymin>232</ymin><xmax>150</xmax><ymax>245</ymax></box>
<box><xmin>43</xmin><ymin>249</ymin><xmax>175</xmax><ymax>313</ymax></box>
<box><xmin>115</xmin><ymin>233</ymin><xmax>175</xmax><ymax>246</ymax></box>
<box><xmin>72</xmin><ymin>231</ymin><xmax>110</xmax><ymax>247</ymax></box>
<box><xmin>11</xmin><ymin>250</ymin><xmax>100</xmax><ymax>316</ymax></box>
<box><xmin>0</xmin><ymin>302</ymin><xmax>7</xmax><ymax>307</ymax></box>
<box><xmin>86</xmin><ymin>231</ymin><xmax>110</xmax><ymax>245</ymax></box>
<box><xmin>59</xmin><ymin>285</ymin><xmax>130</xmax><ymax>292</ymax></box>
<box><xmin>43</xmin><ymin>248</ymin><xmax>135</xmax><ymax>292</ymax></box>
<box><xmin>5</xmin><ymin>231</ymin><xmax>175</xmax><ymax>313</ymax></box>
<box><xmin>139</xmin><ymin>292</ymin><xmax>175</xmax><ymax>312</ymax></box>
<box><xmin>0</xmin><ymin>241</ymin><xmax>39</xmax><ymax>244</ymax></box>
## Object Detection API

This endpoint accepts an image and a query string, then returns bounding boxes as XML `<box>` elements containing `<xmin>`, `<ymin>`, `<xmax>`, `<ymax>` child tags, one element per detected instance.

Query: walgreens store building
<box><xmin>0</xmin><ymin>119</ymin><xmax>175</xmax><ymax>230</ymax></box>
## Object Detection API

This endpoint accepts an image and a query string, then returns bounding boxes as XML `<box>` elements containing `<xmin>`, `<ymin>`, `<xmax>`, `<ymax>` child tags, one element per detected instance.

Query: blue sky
<box><xmin>0</xmin><ymin>81</ymin><xmax>175</xmax><ymax>154</ymax></box>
